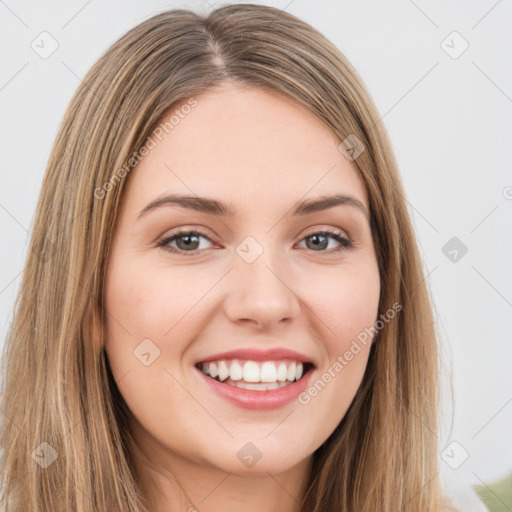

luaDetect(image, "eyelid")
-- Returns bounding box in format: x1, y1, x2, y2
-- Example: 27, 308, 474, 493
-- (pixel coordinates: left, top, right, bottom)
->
155, 226, 218, 247
304, 224, 351, 241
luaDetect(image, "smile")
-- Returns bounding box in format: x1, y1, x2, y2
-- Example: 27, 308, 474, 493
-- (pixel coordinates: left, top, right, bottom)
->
196, 359, 312, 389
195, 358, 315, 410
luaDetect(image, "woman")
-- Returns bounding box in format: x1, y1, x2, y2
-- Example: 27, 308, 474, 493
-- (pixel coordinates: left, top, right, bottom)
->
0, 3, 486, 511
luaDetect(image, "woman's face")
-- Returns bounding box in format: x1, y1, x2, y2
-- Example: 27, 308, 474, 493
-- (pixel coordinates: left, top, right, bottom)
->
103, 82, 380, 479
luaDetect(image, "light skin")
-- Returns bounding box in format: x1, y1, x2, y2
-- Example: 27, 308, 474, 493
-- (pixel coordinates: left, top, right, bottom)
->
101, 81, 380, 512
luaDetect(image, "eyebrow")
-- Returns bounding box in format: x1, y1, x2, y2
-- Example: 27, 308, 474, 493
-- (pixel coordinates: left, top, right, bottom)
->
137, 193, 369, 220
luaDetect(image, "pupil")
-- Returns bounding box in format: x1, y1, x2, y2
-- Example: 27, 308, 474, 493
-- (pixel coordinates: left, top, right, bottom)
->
308, 234, 327, 250
178, 234, 199, 250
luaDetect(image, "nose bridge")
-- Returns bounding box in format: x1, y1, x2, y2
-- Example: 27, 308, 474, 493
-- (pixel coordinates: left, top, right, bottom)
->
225, 234, 300, 326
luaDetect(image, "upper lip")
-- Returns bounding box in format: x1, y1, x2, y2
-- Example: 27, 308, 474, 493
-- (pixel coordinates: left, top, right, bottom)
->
196, 348, 315, 366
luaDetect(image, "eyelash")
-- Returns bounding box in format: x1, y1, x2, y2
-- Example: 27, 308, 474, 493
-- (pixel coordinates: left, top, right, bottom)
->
156, 227, 354, 256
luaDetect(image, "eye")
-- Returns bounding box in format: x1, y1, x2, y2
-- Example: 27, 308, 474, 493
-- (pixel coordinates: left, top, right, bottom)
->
156, 227, 353, 255
298, 228, 353, 253
156, 229, 216, 254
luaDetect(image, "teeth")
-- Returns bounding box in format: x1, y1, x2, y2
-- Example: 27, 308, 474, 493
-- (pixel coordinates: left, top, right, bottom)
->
218, 361, 230, 382
277, 363, 287, 381
243, 361, 260, 382
286, 362, 296, 381
199, 359, 309, 385
229, 361, 243, 381
295, 362, 303, 380
260, 361, 277, 382
234, 380, 289, 391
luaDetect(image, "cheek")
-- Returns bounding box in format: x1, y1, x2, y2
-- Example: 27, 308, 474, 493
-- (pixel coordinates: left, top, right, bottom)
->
104, 256, 207, 347
311, 261, 380, 349
102, 254, 222, 420
298, 260, 379, 422
102, 259, 211, 454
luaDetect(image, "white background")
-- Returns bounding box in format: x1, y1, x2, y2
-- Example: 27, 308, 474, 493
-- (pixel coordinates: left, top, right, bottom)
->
0, 0, 511, 498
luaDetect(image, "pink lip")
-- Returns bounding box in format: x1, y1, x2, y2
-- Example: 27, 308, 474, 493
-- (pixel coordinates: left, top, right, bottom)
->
196, 365, 315, 410
196, 348, 314, 365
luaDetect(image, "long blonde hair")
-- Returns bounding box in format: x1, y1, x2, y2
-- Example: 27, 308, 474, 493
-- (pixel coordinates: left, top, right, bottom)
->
0, 4, 447, 511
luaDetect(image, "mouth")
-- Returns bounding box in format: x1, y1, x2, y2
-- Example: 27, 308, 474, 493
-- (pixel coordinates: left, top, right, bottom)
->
194, 359, 315, 391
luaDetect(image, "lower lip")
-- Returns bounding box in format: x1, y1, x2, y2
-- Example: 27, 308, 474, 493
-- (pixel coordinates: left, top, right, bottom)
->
196, 366, 314, 410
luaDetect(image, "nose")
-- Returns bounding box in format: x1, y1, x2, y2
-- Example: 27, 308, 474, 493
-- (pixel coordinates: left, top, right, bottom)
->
223, 249, 301, 330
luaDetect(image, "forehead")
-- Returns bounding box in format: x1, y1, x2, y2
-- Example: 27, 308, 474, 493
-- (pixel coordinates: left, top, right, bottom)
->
121, 83, 368, 214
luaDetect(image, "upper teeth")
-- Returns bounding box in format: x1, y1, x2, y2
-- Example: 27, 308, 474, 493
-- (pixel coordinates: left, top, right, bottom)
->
199, 359, 304, 383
